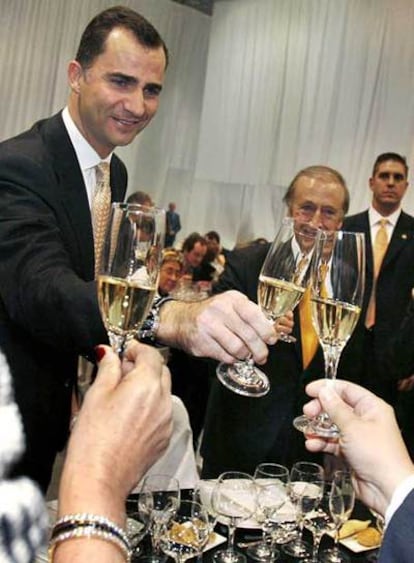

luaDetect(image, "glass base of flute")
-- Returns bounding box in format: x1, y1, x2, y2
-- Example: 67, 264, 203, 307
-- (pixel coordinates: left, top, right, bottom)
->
293, 411, 340, 439
216, 358, 270, 397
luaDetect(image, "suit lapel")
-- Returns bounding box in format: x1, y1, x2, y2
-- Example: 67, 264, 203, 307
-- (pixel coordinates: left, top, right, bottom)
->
382, 212, 414, 269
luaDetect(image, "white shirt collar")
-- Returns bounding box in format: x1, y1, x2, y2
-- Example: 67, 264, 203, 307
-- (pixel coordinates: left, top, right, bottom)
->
368, 205, 401, 229
62, 107, 112, 171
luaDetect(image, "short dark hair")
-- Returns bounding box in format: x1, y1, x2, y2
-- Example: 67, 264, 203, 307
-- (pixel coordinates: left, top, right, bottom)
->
126, 190, 153, 206
182, 232, 207, 253
283, 165, 350, 215
76, 5, 169, 69
205, 230, 220, 244
372, 152, 408, 177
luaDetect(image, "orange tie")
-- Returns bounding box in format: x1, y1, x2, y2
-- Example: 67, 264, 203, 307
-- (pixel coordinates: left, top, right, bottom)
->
300, 263, 328, 369
365, 219, 389, 328
92, 162, 111, 276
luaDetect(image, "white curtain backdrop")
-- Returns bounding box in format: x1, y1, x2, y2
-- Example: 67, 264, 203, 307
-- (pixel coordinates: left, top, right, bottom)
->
1, 0, 414, 248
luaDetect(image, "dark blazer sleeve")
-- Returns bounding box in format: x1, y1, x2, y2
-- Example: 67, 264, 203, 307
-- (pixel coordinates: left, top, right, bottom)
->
0, 116, 127, 355
380, 488, 414, 562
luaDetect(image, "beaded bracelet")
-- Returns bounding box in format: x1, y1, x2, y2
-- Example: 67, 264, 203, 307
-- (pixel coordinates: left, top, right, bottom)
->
48, 513, 132, 562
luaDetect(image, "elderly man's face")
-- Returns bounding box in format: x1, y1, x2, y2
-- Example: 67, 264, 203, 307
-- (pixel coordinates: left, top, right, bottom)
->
289, 175, 345, 253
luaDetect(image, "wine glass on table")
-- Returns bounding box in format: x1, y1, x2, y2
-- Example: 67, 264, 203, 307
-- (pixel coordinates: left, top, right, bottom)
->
294, 230, 365, 437
283, 461, 325, 559
246, 463, 290, 562
159, 499, 210, 563
216, 217, 318, 398
211, 471, 257, 563
303, 490, 335, 563
365, 509, 385, 562
97, 202, 165, 355
320, 469, 355, 563
138, 474, 181, 563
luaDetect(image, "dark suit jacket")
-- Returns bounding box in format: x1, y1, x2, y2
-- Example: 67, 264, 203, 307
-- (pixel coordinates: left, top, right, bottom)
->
380, 488, 414, 562
200, 243, 328, 478
342, 211, 414, 400
0, 112, 127, 489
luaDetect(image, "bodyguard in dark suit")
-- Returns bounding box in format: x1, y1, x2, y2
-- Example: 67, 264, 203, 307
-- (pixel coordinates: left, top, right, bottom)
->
201, 165, 351, 477
342, 153, 414, 404
0, 6, 168, 490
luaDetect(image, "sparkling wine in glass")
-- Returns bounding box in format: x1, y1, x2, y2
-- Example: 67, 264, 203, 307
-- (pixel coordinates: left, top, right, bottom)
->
159, 500, 210, 563
247, 463, 289, 562
320, 469, 355, 563
294, 230, 365, 437
216, 217, 318, 398
97, 202, 165, 355
212, 471, 257, 563
283, 462, 325, 559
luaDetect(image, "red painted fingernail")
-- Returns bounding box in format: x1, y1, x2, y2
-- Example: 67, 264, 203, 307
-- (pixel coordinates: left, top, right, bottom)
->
95, 346, 106, 362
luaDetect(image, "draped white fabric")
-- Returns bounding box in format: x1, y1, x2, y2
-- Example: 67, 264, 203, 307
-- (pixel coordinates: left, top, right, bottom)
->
1, 0, 414, 248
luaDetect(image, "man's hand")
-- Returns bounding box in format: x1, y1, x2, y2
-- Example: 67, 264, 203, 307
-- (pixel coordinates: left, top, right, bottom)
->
157, 290, 278, 364
303, 379, 414, 515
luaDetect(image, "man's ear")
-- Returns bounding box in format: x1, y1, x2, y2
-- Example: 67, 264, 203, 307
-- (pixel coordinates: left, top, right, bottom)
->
67, 60, 83, 94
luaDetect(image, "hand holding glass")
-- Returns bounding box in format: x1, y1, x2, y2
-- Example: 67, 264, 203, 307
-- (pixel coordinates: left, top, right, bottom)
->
294, 230, 365, 437
216, 217, 317, 398
97, 202, 165, 355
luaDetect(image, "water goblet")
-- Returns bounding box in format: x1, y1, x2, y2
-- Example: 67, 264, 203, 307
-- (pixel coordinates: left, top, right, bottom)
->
216, 217, 318, 398
211, 471, 257, 563
283, 461, 325, 559
303, 491, 335, 563
294, 230, 365, 437
138, 474, 180, 562
246, 463, 289, 562
97, 202, 166, 355
159, 499, 210, 563
319, 469, 355, 563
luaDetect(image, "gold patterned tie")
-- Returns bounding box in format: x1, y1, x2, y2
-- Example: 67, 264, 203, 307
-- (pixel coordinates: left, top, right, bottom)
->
92, 162, 111, 276
365, 219, 388, 328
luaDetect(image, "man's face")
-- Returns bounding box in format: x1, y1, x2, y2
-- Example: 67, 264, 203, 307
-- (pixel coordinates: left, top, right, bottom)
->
289, 175, 345, 252
185, 242, 207, 268
68, 27, 166, 157
369, 160, 408, 214
206, 238, 220, 260
159, 260, 182, 294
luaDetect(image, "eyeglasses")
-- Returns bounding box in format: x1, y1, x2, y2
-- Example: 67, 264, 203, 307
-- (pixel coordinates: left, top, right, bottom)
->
293, 203, 342, 222
377, 172, 406, 183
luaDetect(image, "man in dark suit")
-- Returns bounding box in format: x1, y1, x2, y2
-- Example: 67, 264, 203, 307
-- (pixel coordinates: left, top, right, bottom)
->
303, 378, 414, 563
200, 165, 351, 477
0, 6, 168, 490
165, 202, 182, 247
342, 152, 414, 405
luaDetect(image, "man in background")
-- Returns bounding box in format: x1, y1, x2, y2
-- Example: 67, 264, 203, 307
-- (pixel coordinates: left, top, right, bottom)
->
165, 202, 181, 247
201, 165, 351, 477
343, 152, 414, 405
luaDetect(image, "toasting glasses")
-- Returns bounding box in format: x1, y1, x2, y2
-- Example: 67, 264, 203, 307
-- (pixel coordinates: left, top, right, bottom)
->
97, 202, 165, 355
294, 230, 365, 437
216, 218, 318, 398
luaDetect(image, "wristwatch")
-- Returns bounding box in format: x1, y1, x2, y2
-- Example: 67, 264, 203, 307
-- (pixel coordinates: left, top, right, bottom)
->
139, 295, 174, 341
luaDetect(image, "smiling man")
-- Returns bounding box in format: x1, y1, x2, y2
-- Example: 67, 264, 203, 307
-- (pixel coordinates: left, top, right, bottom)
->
0, 6, 168, 491
343, 152, 414, 406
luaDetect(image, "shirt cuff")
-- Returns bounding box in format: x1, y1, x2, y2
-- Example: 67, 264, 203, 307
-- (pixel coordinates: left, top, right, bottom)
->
385, 473, 414, 527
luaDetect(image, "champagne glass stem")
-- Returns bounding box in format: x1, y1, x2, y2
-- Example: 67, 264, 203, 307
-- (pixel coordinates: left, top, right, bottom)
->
311, 533, 322, 562
108, 332, 126, 357
227, 519, 237, 553
323, 348, 341, 380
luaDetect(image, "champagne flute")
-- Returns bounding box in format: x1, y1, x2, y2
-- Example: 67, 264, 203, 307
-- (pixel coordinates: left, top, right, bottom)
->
283, 461, 325, 559
138, 474, 181, 563
216, 217, 318, 398
303, 491, 335, 563
159, 499, 210, 563
365, 508, 384, 561
320, 469, 355, 563
212, 471, 257, 563
294, 230, 365, 437
97, 202, 165, 355
193, 479, 218, 534
247, 463, 290, 562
